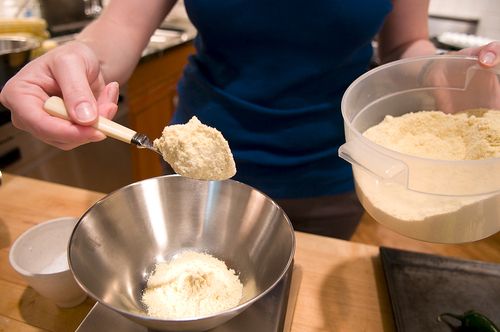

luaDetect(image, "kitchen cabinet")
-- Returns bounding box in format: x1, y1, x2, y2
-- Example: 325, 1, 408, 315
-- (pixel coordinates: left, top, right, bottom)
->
127, 42, 195, 181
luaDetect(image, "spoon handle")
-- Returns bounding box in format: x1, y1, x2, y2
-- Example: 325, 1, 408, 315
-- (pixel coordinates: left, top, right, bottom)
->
43, 96, 137, 144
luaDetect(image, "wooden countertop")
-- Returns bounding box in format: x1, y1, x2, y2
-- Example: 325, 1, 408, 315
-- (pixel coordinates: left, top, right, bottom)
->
1, 174, 499, 331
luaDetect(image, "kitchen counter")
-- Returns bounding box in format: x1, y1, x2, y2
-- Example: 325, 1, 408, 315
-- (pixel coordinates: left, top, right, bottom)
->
140, 20, 197, 63
45, 18, 197, 63
1, 174, 500, 331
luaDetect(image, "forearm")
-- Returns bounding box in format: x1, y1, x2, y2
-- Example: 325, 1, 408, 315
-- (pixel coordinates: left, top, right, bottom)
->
383, 38, 437, 62
377, 0, 435, 63
75, 0, 176, 84
75, 18, 146, 84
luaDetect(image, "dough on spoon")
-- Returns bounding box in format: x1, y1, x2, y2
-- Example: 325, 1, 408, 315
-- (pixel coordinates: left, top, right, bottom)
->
153, 116, 236, 180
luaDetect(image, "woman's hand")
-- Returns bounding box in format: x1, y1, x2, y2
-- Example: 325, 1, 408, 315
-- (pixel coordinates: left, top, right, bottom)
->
456, 41, 500, 68
0, 0, 175, 151
421, 41, 500, 114
0, 41, 119, 150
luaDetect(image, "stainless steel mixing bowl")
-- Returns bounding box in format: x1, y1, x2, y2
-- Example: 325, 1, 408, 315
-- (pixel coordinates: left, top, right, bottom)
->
69, 175, 295, 331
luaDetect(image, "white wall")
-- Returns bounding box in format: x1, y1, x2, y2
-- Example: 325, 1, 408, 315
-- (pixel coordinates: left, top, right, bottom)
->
429, 0, 500, 39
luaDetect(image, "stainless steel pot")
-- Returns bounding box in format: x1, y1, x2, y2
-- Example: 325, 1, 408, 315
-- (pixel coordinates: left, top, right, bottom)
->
0, 35, 39, 87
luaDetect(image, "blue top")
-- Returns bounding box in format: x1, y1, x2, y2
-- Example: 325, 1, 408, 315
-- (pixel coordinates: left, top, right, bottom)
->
174, 0, 393, 199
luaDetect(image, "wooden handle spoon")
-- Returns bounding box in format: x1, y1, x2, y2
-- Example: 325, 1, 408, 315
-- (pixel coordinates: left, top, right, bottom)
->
43, 96, 161, 155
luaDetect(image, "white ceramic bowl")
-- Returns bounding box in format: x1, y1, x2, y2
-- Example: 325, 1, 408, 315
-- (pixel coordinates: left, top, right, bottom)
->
9, 217, 87, 307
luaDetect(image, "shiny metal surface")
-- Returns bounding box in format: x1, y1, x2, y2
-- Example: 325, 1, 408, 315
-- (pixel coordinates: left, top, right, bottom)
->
76, 263, 294, 332
0, 36, 39, 86
69, 175, 295, 332
131, 132, 161, 156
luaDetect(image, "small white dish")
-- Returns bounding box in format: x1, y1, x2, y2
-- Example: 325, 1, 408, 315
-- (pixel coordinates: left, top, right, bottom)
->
9, 216, 87, 308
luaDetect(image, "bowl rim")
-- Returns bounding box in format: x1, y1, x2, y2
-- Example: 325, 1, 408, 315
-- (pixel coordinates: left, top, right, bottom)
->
340, 54, 500, 196
341, 54, 500, 166
9, 216, 78, 278
68, 174, 296, 324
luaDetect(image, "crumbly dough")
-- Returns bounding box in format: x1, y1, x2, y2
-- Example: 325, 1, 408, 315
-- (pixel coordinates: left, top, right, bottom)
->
142, 251, 243, 319
153, 117, 236, 180
363, 109, 500, 160
357, 109, 500, 242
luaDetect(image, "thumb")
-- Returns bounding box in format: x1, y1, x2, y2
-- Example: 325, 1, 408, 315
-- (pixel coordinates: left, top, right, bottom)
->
478, 42, 499, 67
50, 44, 103, 125
67, 97, 98, 125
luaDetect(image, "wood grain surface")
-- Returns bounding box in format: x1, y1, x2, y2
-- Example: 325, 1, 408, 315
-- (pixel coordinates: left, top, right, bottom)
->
1, 174, 499, 332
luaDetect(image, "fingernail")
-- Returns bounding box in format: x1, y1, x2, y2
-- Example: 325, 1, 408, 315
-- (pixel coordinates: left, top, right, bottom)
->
75, 102, 96, 122
108, 82, 119, 104
481, 51, 496, 65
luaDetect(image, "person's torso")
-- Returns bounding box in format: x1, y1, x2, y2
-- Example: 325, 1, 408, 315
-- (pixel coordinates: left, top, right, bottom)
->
175, 0, 393, 198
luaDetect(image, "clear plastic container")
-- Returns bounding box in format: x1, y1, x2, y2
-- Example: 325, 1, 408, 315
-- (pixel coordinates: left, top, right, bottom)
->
339, 55, 500, 243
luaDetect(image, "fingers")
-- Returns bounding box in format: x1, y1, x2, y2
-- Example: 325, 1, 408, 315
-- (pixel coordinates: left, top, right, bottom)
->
477, 41, 500, 67
9, 92, 105, 150
457, 41, 500, 68
41, 82, 121, 149
97, 81, 120, 119
0, 41, 112, 150
42, 81, 121, 149
38, 116, 106, 150
50, 41, 103, 126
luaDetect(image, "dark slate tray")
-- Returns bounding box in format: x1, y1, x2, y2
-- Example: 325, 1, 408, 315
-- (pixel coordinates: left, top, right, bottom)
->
380, 247, 500, 332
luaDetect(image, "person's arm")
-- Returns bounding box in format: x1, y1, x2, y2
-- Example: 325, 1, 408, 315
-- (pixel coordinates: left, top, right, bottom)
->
76, 0, 177, 84
377, 0, 500, 68
0, 0, 176, 150
377, 0, 436, 63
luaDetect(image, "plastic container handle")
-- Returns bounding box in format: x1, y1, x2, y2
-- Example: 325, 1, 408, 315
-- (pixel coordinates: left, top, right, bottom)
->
339, 139, 408, 185
43, 96, 137, 144
464, 63, 500, 90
